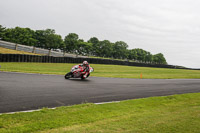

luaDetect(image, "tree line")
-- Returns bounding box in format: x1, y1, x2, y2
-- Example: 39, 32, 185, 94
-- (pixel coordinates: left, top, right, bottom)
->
0, 25, 167, 64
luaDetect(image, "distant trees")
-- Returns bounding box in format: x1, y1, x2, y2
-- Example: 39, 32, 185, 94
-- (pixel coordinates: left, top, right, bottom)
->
76, 41, 92, 56
96, 40, 113, 57
0, 26, 63, 50
113, 41, 128, 59
63, 33, 79, 53
0, 25, 167, 64
153, 53, 167, 64
35, 29, 63, 50
0, 25, 6, 39
1, 26, 37, 46
88, 37, 99, 55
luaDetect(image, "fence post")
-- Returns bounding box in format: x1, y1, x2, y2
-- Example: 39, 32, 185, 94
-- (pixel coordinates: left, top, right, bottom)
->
0, 54, 2, 62
27, 55, 30, 62
32, 47, 36, 53
48, 50, 51, 56
49, 56, 51, 63
15, 44, 18, 50
46, 56, 48, 63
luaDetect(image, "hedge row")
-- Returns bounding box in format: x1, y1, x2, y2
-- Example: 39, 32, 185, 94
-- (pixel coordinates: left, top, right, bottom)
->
0, 54, 181, 69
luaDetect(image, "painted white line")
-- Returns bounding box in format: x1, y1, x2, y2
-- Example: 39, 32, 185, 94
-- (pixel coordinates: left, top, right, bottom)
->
0, 71, 63, 76
94, 101, 120, 105
0, 101, 121, 115
0, 107, 57, 115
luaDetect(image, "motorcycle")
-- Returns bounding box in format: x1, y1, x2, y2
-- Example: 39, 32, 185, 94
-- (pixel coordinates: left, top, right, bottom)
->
64, 65, 94, 80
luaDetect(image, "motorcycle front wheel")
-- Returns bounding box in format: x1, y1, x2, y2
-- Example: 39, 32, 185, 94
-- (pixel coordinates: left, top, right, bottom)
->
65, 72, 73, 79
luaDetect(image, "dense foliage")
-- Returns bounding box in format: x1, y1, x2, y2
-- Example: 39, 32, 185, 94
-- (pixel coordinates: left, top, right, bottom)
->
0, 25, 167, 64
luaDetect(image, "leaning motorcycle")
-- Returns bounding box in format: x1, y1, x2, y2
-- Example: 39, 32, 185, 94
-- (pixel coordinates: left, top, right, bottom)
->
64, 65, 94, 80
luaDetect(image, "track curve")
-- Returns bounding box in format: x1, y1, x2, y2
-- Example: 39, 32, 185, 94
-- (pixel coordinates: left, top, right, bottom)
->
0, 72, 200, 113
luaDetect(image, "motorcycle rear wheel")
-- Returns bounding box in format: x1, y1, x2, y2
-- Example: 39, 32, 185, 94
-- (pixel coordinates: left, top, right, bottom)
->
81, 75, 85, 80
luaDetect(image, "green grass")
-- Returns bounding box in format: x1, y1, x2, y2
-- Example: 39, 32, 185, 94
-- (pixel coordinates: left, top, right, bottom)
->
0, 47, 42, 55
0, 63, 199, 132
0, 93, 200, 133
0, 62, 200, 79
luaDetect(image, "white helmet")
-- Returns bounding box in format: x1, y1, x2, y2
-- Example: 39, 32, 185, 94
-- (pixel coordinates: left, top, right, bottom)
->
83, 61, 88, 66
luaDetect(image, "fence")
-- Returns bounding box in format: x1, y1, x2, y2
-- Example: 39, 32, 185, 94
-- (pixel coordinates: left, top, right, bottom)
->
0, 40, 86, 58
0, 54, 185, 69
0, 40, 190, 69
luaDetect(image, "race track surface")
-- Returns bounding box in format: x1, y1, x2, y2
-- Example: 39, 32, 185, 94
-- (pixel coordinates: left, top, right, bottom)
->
0, 72, 200, 113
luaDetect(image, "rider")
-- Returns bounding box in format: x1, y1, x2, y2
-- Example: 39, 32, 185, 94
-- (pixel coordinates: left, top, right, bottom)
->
79, 61, 90, 78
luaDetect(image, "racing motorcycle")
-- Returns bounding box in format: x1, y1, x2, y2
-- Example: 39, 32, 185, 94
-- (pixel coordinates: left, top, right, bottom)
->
64, 65, 94, 80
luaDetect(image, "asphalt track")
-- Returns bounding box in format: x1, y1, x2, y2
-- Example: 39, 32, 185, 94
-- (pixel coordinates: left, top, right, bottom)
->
0, 72, 200, 113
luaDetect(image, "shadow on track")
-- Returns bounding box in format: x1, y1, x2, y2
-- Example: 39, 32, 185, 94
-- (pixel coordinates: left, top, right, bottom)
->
65, 78, 92, 82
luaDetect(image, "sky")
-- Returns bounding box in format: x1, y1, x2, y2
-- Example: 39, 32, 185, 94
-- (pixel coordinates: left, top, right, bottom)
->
0, 0, 200, 68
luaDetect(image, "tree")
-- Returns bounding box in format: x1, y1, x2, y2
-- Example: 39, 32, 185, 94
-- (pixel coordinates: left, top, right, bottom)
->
88, 37, 99, 56
35, 30, 47, 48
113, 41, 128, 59
127, 49, 138, 60
2, 27, 37, 46
64, 33, 79, 53
145, 52, 153, 63
77, 41, 92, 56
35, 29, 63, 50
133, 49, 145, 62
153, 53, 167, 64
0, 25, 6, 39
96, 40, 113, 57
0, 25, 168, 64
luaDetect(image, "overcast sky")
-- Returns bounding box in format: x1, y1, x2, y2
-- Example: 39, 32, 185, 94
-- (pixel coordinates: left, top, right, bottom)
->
1, 0, 200, 68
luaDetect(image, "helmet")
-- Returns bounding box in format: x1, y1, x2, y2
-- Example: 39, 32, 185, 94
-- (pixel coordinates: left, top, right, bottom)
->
83, 61, 88, 66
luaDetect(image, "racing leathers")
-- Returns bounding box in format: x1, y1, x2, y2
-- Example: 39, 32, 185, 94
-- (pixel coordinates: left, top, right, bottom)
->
75, 64, 90, 78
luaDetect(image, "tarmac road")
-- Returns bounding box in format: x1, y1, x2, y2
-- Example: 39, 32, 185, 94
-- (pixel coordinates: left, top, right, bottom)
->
0, 71, 200, 113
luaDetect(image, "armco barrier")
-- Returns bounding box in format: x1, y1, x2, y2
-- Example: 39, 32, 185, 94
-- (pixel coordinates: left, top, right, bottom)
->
0, 40, 86, 58
0, 54, 182, 69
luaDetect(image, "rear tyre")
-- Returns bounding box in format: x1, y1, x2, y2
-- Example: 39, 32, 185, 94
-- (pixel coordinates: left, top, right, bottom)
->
87, 73, 90, 78
81, 75, 85, 80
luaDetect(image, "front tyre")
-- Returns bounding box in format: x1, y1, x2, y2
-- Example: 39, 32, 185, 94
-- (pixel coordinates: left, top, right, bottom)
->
65, 72, 72, 79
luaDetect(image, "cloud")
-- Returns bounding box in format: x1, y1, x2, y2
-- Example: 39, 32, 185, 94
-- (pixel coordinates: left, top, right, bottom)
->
0, 0, 200, 68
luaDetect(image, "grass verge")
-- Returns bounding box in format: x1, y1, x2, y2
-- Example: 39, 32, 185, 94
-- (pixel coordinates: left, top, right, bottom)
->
0, 93, 200, 133
0, 47, 41, 55
0, 62, 200, 79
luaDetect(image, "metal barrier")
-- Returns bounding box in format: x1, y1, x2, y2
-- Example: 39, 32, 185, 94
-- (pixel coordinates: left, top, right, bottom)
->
0, 54, 181, 69
0, 40, 85, 58
0, 40, 189, 69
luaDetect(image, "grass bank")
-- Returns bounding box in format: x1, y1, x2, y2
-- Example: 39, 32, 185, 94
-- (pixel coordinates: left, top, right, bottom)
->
0, 62, 200, 79
0, 47, 41, 55
0, 93, 200, 132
